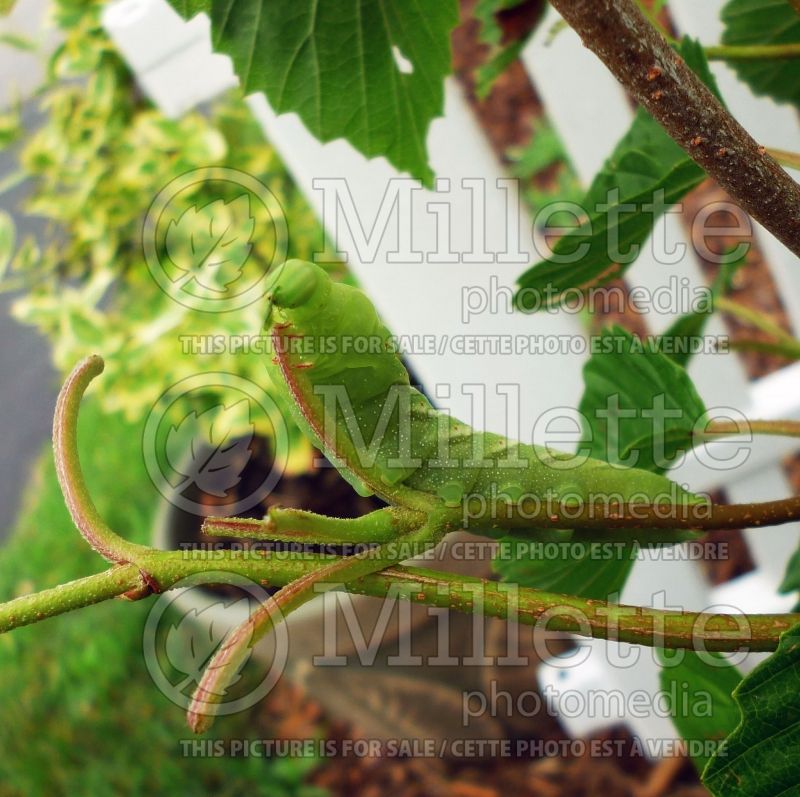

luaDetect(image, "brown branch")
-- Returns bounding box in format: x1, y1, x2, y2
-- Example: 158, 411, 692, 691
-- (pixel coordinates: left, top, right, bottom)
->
53, 355, 148, 564
547, 0, 800, 258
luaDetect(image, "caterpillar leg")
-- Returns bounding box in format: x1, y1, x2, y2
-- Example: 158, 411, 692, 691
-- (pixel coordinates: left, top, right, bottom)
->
202, 506, 426, 545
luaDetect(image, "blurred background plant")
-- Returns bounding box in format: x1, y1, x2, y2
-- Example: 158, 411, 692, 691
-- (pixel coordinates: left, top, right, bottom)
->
504, 118, 583, 215
0, 0, 342, 474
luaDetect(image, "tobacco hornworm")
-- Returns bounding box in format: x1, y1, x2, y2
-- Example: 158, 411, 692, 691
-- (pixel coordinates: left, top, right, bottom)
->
263, 260, 696, 523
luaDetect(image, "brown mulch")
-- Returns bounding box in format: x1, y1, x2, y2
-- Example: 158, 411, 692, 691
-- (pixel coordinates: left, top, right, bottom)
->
250, 680, 707, 797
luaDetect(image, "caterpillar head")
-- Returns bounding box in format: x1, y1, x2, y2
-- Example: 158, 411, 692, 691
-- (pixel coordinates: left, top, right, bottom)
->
264, 259, 331, 326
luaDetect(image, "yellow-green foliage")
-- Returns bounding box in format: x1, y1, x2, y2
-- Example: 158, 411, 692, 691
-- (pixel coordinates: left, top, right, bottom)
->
4, 0, 340, 471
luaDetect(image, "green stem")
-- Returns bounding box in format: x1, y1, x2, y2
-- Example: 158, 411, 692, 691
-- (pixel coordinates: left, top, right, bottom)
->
767, 147, 800, 171
701, 418, 800, 440
53, 355, 148, 563
715, 296, 799, 345
705, 43, 800, 61
0, 552, 792, 652
727, 338, 800, 361
475, 493, 800, 533
202, 506, 424, 545
0, 564, 144, 632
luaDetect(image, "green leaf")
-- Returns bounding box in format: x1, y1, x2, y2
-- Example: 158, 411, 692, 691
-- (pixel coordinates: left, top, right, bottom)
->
581, 327, 707, 474
721, 0, 800, 110
0, 0, 17, 15
0, 32, 36, 50
474, 0, 519, 49
0, 210, 14, 281
494, 531, 638, 601
658, 311, 714, 370
780, 545, 800, 595
515, 38, 719, 311
0, 100, 21, 151
476, 38, 525, 98
703, 622, 800, 796
164, 195, 254, 294
658, 650, 742, 775
169, 0, 458, 185
507, 119, 583, 214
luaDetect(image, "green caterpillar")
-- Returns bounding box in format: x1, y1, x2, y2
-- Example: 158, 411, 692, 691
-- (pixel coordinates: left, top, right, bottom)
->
263, 260, 695, 522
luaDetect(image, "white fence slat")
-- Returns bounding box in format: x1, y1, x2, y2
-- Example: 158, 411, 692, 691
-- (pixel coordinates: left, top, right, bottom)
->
727, 465, 800, 585
755, 223, 800, 337
103, 0, 237, 118
0, 0, 54, 109
103, 0, 591, 438
521, 7, 632, 186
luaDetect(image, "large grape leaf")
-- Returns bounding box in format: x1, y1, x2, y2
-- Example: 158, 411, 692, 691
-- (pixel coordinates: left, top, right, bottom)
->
168, 0, 459, 185
721, 0, 800, 110
493, 327, 706, 600
658, 650, 742, 775
515, 38, 720, 310
703, 622, 800, 796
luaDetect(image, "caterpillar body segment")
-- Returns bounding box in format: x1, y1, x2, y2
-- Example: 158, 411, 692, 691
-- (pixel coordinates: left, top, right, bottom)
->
264, 261, 697, 521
